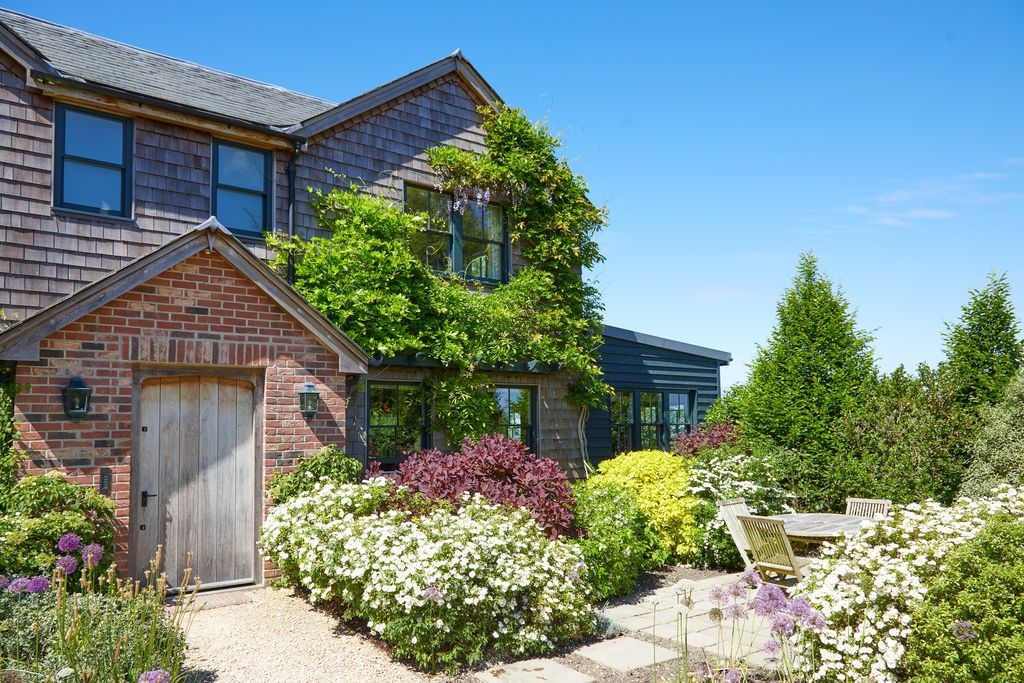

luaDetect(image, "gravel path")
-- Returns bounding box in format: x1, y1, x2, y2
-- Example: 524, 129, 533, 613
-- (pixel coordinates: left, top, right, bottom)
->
185, 588, 429, 683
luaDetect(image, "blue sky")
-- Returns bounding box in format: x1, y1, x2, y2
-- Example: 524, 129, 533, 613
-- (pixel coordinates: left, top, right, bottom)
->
13, 1, 1023, 388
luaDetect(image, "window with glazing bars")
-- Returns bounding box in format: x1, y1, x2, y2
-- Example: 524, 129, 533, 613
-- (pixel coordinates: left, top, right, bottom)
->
54, 104, 133, 217
367, 383, 429, 465
404, 185, 508, 283
492, 386, 535, 451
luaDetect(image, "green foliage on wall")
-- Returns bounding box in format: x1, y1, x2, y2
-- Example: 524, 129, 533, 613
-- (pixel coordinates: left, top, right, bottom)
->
270, 106, 609, 441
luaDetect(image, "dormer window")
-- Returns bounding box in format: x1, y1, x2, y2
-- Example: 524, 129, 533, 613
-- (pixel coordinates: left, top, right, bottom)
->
54, 105, 133, 218
405, 185, 508, 283
213, 140, 271, 236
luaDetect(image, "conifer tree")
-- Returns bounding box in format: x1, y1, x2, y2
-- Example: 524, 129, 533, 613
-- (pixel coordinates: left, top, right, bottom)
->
941, 272, 1024, 411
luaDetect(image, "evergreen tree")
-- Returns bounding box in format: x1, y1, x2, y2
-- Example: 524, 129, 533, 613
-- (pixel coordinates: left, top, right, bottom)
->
941, 272, 1024, 411
737, 253, 877, 510
739, 252, 876, 454
959, 373, 1024, 497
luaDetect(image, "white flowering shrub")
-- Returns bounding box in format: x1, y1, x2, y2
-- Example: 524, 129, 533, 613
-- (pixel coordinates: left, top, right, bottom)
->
791, 486, 1024, 683
684, 445, 792, 568
261, 479, 593, 672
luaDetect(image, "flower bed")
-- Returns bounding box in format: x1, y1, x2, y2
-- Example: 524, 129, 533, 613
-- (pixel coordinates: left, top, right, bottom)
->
792, 486, 1024, 682
261, 479, 593, 672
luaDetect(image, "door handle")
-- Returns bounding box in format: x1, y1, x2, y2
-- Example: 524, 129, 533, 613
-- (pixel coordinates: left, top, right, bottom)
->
141, 490, 158, 507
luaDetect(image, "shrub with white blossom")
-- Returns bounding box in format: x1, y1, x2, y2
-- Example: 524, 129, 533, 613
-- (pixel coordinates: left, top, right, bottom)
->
261, 479, 593, 672
684, 444, 792, 568
791, 486, 1024, 683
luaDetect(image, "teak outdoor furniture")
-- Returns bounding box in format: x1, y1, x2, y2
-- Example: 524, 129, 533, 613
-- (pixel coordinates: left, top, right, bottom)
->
770, 512, 868, 544
717, 498, 754, 568
738, 515, 809, 583
845, 497, 892, 519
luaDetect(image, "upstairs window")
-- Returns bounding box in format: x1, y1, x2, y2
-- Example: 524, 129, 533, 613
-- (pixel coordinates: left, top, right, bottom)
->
213, 140, 271, 236
405, 185, 508, 283
54, 105, 133, 217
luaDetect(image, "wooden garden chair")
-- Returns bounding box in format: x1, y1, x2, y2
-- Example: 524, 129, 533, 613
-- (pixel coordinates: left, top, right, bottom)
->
738, 514, 810, 583
845, 497, 891, 519
717, 498, 754, 569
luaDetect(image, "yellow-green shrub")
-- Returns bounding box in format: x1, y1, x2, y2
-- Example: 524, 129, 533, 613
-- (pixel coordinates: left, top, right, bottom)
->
589, 450, 697, 561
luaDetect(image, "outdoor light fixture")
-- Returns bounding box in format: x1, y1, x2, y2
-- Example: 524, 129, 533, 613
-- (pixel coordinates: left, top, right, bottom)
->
62, 376, 92, 421
298, 382, 320, 419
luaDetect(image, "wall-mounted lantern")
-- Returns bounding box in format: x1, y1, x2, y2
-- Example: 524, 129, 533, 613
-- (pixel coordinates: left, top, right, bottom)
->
62, 376, 92, 421
298, 382, 320, 419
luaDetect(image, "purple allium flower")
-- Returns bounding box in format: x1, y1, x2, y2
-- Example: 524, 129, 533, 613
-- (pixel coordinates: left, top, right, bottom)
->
739, 569, 762, 589
725, 669, 742, 683
695, 662, 713, 681
137, 670, 172, 683
7, 578, 29, 594
763, 639, 783, 656
753, 583, 788, 617
725, 602, 749, 621
57, 533, 81, 553
80, 543, 104, 568
709, 586, 728, 606
770, 613, 796, 637
804, 610, 826, 632
421, 586, 444, 603
26, 577, 49, 593
726, 580, 747, 599
56, 555, 78, 575
952, 620, 978, 642
0, 576, 9, 589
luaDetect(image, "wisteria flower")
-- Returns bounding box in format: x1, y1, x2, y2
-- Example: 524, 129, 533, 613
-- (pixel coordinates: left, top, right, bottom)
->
7, 577, 29, 594
81, 543, 104, 568
138, 670, 171, 683
26, 576, 49, 593
952, 620, 978, 642
56, 555, 78, 575
57, 533, 81, 553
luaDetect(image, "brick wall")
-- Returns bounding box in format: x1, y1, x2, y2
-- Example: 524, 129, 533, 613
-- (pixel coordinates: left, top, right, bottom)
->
13, 250, 350, 572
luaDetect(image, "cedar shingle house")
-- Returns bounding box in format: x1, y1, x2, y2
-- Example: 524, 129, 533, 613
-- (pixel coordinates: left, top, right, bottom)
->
0, 9, 728, 587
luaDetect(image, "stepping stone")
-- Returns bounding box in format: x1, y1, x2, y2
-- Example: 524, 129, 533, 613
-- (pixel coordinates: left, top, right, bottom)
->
576, 636, 678, 672
474, 659, 593, 683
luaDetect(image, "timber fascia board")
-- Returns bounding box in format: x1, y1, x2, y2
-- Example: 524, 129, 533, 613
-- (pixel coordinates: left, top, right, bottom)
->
291, 51, 502, 139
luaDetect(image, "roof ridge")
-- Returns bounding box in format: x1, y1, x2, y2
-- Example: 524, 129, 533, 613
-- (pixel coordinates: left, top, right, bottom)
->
0, 7, 336, 106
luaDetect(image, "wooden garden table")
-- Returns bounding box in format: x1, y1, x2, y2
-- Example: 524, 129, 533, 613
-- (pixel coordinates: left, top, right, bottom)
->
769, 513, 868, 544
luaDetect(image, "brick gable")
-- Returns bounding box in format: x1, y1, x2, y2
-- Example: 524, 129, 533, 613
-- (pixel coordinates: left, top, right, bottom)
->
14, 250, 351, 572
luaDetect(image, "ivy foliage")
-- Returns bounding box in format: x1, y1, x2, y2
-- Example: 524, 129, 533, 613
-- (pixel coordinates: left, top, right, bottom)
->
270, 106, 609, 440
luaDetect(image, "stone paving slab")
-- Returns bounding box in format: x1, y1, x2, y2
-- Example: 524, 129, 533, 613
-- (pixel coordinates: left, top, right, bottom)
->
575, 636, 678, 672
474, 659, 594, 683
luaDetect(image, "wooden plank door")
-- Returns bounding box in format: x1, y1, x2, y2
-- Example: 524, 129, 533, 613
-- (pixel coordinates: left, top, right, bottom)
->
134, 376, 256, 589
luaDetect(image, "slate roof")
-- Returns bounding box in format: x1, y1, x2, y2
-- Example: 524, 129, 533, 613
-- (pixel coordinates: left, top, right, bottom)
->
0, 8, 337, 129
